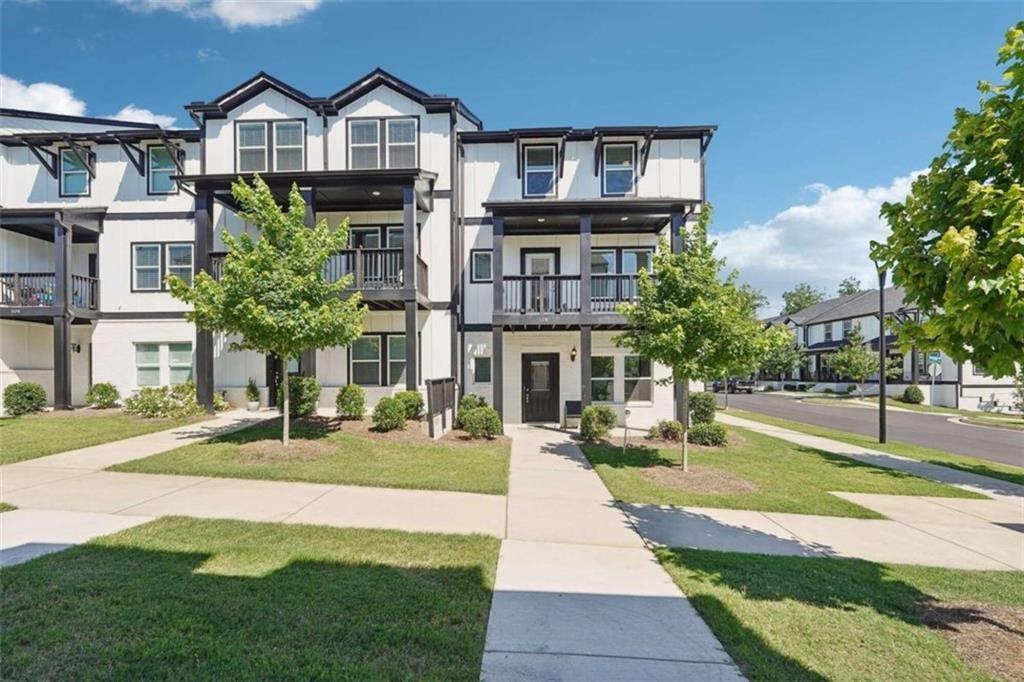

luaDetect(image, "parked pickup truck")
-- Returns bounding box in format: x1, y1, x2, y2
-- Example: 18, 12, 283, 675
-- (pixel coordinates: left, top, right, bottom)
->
711, 378, 756, 394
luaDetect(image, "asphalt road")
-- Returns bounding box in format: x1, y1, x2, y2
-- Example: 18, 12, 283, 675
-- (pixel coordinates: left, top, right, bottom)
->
718, 392, 1023, 468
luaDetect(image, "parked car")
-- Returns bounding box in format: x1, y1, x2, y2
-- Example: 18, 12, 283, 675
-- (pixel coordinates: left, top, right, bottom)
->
712, 378, 755, 394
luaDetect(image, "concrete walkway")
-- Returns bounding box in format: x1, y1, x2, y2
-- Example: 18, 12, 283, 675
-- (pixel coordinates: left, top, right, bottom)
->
481, 426, 742, 681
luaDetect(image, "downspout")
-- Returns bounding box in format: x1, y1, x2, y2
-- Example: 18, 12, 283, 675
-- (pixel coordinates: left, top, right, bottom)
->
456, 118, 467, 396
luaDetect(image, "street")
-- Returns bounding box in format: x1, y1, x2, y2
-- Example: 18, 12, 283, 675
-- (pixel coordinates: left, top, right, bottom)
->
718, 393, 1023, 468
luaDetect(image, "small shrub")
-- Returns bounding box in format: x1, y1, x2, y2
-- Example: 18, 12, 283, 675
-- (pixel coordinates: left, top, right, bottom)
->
688, 422, 728, 447
372, 396, 406, 432
648, 419, 685, 442
395, 390, 424, 420
214, 391, 231, 412
124, 381, 204, 419
4, 381, 47, 416
783, 383, 796, 391
336, 384, 366, 419
690, 392, 717, 424
277, 376, 320, 418
902, 385, 925, 404
845, 384, 858, 394
823, 387, 835, 395
798, 383, 808, 391
461, 406, 502, 439
457, 394, 486, 427
245, 378, 259, 403
85, 382, 119, 408
580, 405, 617, 440
763, 384, 775, 392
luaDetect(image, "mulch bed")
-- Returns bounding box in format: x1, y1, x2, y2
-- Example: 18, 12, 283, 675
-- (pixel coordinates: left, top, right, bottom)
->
919, 600, 1024, 681
640, 464, 758, 493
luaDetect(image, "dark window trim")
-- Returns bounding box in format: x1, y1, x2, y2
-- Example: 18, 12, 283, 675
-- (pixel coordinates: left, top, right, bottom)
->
233, 118, 307, 174
473, 355, 492, 384
345, 222, 409, 249
58, 145, 92, 198
146, 143, 179, 196
345, 115, 420, 171
521, 143, 558, 198
589, 245, 655, 275
470, 248, 493, 283
130, 240, 193, 293
601, 141, 638, 198
519, 247, 561, 275
347, 332, 409, 387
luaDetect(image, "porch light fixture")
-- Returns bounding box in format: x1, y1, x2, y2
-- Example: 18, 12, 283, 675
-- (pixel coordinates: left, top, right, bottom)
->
537, 217, 545, 223
570, 345, 577, 362
371, 190, 381, 196
620, 216, 629, 222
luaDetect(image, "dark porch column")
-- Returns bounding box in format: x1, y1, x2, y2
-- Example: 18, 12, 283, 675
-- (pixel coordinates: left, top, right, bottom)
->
579, 215, 592, 315
491, 216, 504, 419
194, 190, 215, 413
299, 187, 317, 377
405, 302, 418, 391
52, 219, 73, 409
580, 325, 592, 409
669, 211, 688, 422
492, 325, 503, 419
403, 184, 419, 391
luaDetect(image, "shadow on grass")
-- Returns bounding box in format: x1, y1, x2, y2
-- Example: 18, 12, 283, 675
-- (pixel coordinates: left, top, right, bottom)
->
1, 534, 493, 680
198, 416, 342, 446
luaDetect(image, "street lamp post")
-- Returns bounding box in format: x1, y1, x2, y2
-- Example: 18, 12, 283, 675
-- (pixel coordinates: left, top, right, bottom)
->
877, 267, 887, 444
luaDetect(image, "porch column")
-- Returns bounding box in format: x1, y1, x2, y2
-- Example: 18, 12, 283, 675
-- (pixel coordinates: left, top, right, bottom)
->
52, 219, 73, 409
579, 215, 592, 316
194, 190, 215, 413
299, 188, 317, 378
670, 211, 688, 423
403, 185, 418, 293
405, 301, 418, 391
580, 325, 592, 408
491, 216, 504, 418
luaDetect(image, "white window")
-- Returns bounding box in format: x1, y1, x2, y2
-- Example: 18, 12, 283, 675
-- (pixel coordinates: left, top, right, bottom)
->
273, 121, 304, 171
168, 343, 194, 385
523, 145, 556, 197
351, 336, 381, 385
133, 244, 162, 290
625, 356, 652, 402
148, 146, 176, 194
60, 149, 89, 196
824, 324, 833, 342
842, 319, 853, 338
471, 250, 493, 283
386, 118, 417, 168
388, 335, 407, 385
603, 144, 636, 196
592, 356, 614, 402
474, 356, 492, 384
349, 120, 380, 170
135, 342, 192, 387
237, 122, 267, 172
166, 244, 194, 286
135, 343, 161, 386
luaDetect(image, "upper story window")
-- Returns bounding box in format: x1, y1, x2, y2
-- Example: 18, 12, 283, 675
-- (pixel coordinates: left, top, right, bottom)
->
60, 149, 90, 196
132, 242, 193, 291
348, 118, 418, 170
236, 120, 306, 173
148, 146, 177, 194
603, 143, 636, 196
523, 145, 556, 198
841, 319, 853, 338
273, 121, 305, 171
237, 122, 268, 172
824, 324, 833, 342
622, 248, 653, 273
471, 249, 493, 283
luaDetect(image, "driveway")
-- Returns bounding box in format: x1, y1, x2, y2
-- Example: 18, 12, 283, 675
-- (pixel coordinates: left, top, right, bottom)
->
719, 393, 1023, 467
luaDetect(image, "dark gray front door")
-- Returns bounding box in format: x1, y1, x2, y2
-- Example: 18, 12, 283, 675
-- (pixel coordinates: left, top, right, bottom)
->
522, 353, 559, 422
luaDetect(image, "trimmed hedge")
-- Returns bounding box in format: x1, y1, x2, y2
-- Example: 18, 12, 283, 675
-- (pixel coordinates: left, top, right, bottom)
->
124, 382, 204, 419
395, 390, 424, 420
4, 381, 47, 416
85, 382, 120, 408
649, 419, 685, 442
690, 392, 717, 424
457, 394, 487, 428
688, 422, 728, 446
580, 405, 617, 441
372, 396, 406, 432
336, 384, 366, 419
461, 406, 502, 439
277, 376, 320, 418
902, 385, 925, 404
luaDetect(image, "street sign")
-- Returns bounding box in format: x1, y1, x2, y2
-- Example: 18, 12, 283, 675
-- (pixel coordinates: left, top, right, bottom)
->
928, 363, 942, 378
927, 351, 941, 366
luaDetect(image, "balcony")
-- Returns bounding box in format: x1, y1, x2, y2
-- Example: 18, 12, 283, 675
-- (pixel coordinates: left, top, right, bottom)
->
0, 272, 99, 315
498, 273, 641, 327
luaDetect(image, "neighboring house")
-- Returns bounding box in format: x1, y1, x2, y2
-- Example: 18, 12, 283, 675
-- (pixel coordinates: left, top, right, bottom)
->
761, 288, 1017, 411
0, 68, 714, 426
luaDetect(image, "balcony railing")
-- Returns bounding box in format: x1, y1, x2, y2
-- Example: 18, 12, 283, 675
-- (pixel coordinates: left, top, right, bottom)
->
0, 272, 99, 310
501, 273, 642, 315
210, 248, 428, 295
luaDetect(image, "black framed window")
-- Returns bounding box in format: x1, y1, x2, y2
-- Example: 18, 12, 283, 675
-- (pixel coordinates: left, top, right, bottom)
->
387, 119, 417, 168
348, 117, 417, 170
351, 336, 381, 385
470, 249, 493, 283
592, 356, 614, 402
132, 242, 192, 291
165, 244, 194, 285
60, 149, 90, 196
603, 143, 636, 196
148, 146, 177, 194
388, 335, 407, 385
824, 324, 833, 342
349, 120, 379, 169
523, 145, 556, 198
473, 356, 492, 383
625, 356, 652, 402
237, 122, 268, 172
273, 121, 305, 171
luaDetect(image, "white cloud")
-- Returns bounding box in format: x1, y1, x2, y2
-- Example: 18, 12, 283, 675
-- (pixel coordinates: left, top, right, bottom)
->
113, 0, 322, 29
713, 172, 922, 315
0, 74, 86, 115
196, 47, 222, 62
109, 105, 177, 129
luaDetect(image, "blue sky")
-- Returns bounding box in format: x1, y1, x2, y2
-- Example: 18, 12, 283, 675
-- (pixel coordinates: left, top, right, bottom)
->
2, 1, 1019, 311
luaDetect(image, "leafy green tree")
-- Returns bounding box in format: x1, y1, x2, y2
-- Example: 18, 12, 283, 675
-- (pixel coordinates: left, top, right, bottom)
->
780, 283, 826, 316
616, 206, 770, 470
760, 326, 806, 380
872, 22, 1024, 379
826, 325, 901, 397
837, 276, 862, 297
169, 177, 366, 445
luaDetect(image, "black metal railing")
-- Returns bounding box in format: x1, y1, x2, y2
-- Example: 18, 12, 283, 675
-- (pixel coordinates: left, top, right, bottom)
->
591, 273, 641, 312
503, 275, 581, 314
0, 272, 99, 310
71, 274, 99, 309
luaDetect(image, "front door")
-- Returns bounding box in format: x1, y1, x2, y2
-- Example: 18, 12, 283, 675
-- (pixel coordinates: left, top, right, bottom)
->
522, 353, 559, 422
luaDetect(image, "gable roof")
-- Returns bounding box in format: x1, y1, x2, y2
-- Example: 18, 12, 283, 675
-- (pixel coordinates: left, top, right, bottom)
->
776, 287, 911, 326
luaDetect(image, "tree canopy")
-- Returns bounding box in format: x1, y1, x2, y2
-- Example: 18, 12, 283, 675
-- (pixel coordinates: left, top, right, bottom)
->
837, 276, 863, 297
760, 326, 806, 379
872, 22, 1024, 379
780, 283, 826, 316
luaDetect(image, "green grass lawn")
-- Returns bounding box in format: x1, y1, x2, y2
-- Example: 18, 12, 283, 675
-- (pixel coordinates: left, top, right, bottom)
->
727, 408, 1024, 487
1, 517, 499, 680
0, 410, 208, 465
657, 548, 1023, 681
581, 426, 980, 518
111, 417, 510, 495
962, 415, 1024, 431
862, 396, 1023, 421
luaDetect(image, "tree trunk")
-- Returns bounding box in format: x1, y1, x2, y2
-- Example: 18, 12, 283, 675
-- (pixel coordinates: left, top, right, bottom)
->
282, 357, 290, 447
722, 373, 729, 410
682, 429, 689, 472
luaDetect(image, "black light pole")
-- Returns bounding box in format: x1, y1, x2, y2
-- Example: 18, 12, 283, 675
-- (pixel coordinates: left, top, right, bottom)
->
877, 267, 888, 444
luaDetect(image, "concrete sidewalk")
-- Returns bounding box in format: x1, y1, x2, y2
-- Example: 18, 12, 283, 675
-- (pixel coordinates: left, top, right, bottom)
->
481, 426, 742, 681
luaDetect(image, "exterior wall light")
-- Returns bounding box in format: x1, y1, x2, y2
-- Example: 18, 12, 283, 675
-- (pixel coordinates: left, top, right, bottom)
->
570, 345, 577, 362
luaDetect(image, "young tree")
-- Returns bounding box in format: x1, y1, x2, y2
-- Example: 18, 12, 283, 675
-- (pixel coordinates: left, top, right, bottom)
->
616, 206, 769, 470
826, 325, 900, 397
837, 276, 862, 296
780, 283, 827, 316
760, 326, 806, 380
872, 22, 1024, 379
168, 177, 366, 446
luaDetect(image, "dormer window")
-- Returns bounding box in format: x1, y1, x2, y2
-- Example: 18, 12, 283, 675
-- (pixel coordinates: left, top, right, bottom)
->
523, 145, 556, 198
603, 143, 636, 196
60, 149, 90, 196
148, 146, 177, 195
273, 121, 305, 171
236, 120, 306, 173
237, 122, 268, 172
387, 119, 416, 168
348, 117, 418, 170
